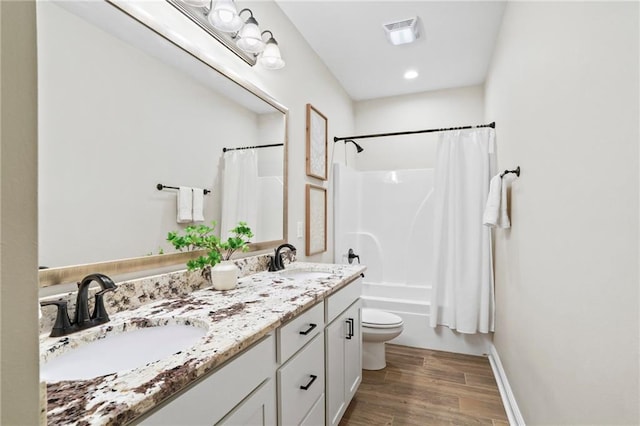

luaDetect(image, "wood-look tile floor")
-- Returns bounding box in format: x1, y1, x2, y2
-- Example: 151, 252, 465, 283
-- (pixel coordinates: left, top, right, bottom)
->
340, 344, 509, 426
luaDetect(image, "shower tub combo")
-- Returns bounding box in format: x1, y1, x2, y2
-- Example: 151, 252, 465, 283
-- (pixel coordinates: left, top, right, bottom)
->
334, 163, 491, 355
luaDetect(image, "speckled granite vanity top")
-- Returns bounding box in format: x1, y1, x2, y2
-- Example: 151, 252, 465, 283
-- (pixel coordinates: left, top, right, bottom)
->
40, 262, 366, 425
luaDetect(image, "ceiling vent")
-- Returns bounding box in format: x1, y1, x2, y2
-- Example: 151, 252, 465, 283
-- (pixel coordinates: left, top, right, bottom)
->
383, 17, 420, 46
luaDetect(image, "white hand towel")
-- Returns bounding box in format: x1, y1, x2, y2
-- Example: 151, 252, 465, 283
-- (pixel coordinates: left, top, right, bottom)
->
177, 186, 193, 223
483, 174, 502, 227
498, 175, 512, 229
192, 188, 205, 222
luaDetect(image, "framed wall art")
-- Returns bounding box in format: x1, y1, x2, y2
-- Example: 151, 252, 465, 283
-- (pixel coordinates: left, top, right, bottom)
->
305, 184, 327, 255
306, 104, 328, 180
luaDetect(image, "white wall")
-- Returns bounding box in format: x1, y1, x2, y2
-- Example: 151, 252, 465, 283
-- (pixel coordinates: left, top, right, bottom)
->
485, 2, 639, 424
352, 85, 484, 170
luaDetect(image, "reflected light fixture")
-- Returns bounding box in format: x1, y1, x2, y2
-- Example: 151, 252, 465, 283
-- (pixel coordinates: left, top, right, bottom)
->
383, 17, 420, 46
175, 0, 285, 69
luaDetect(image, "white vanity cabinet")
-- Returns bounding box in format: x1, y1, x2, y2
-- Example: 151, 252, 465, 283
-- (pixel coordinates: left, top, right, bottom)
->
325, 278, 363, 426
137, 334, 277, 426
133, 275, 363, 426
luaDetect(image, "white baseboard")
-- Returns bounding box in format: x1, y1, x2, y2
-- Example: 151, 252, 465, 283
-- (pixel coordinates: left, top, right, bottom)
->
488, 344, 525, 426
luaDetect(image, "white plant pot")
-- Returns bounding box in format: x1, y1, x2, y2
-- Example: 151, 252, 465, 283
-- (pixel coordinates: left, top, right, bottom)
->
211, 260, 239, 291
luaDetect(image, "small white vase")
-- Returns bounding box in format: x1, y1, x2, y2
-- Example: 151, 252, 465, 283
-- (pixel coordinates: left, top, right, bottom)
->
211, 260, 239, 291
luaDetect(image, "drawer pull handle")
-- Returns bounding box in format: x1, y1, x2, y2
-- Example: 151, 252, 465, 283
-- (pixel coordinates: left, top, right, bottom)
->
299, 323, 317, 336
346, 318, 353, 339
300, 374, 318, 390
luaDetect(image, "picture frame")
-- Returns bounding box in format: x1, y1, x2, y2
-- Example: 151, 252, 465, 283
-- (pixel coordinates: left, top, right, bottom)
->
306, 104, 328, 180
305, 184, 327, 255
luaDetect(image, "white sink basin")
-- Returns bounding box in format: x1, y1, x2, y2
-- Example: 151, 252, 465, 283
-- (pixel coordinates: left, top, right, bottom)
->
279, 269, 332, 280
41, 323, 207, 382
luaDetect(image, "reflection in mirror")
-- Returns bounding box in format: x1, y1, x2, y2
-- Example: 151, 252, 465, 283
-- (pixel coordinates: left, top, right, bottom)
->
37, 1, 287, 277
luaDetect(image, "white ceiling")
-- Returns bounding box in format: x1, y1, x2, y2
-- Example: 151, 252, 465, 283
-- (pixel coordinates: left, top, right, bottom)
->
276, 1, 507, 101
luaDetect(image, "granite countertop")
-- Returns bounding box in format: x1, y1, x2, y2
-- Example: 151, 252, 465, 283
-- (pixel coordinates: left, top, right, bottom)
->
41, 262, 366, 426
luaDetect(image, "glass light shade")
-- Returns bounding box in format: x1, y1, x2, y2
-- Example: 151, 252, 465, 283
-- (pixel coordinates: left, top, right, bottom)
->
179, 0, 211, 7
259, 39, 285, 70
207, 0, 243, 33
236, 17, 265, 54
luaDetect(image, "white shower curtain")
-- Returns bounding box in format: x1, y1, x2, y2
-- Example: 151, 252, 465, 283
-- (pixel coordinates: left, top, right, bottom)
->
220, 149, 259, 240
429, 129, 496, 334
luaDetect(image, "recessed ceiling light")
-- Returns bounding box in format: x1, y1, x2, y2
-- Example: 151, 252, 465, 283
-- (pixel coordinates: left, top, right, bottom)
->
404, 70, 419, 80
383, 17, 420, 46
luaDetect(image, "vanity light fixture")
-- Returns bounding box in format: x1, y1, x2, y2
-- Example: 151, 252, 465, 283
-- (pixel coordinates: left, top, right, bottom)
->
172, 0, 285, 69
180, 0, 211, 7
383, 17, 420, 46
235, 9, 266, 54
259, 30, 285, 70
207, 0, 243, 32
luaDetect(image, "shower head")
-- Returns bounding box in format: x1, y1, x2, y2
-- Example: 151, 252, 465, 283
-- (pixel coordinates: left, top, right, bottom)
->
345, 139, 364, 153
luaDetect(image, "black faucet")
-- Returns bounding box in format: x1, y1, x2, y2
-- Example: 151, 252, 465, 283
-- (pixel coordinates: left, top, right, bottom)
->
269, 243, 296, 271
40, 273, 117, 337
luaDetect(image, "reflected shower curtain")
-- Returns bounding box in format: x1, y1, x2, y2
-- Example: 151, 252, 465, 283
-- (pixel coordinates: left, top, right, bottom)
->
220, 149, 259, 240
429, 129, 496, 334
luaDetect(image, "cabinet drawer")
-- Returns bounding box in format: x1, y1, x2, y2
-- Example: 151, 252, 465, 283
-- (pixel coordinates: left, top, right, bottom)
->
277, 334, 325, 426
138, 334, 276, 425
277, 302, 324, 363
326, 277, 362, 323
300, 393, 324, 426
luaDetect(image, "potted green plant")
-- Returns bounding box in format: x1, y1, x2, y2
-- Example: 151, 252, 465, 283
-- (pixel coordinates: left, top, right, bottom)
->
167, 221, 253, 290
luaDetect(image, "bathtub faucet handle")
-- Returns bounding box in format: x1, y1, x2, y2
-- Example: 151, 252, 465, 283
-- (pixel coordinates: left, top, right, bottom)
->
347, 248, 360, 264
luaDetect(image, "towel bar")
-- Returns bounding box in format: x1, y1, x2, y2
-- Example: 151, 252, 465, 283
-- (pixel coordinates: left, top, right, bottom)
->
156, 184, 211, 194
500, 166, 520, 178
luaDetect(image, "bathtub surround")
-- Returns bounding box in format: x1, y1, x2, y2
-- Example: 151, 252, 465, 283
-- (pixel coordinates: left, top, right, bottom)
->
430, 128, 496, 333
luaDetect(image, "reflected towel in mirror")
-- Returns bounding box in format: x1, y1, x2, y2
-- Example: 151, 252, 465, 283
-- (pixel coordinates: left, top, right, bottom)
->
192, 188, 205, 222
177, 187, 193, 223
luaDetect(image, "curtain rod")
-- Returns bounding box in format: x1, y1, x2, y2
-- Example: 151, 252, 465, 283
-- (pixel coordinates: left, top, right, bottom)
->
333, 122, 495, 142
222, 143, 283, 152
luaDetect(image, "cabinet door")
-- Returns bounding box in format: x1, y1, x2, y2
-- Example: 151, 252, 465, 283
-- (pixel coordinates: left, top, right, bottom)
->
217, 378, 276, 426
343, 301, 362, 403
325, 312, 348, 426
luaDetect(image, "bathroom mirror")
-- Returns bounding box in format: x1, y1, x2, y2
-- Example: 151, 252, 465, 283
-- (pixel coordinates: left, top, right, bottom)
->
37, 0, 288, 286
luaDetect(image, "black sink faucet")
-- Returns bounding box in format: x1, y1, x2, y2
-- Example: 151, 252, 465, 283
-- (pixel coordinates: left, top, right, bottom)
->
40, 273, 117, 337
269, 243, 296, 271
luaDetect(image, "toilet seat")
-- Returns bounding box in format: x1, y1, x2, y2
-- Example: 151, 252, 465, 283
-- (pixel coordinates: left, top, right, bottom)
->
362, 308, 403, 329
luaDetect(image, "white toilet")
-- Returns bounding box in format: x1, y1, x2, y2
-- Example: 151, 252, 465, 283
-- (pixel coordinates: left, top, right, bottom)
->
361, 308, 404, 370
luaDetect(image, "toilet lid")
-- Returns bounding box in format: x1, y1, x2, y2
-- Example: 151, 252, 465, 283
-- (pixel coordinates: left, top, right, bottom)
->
362, 308, 403, 328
